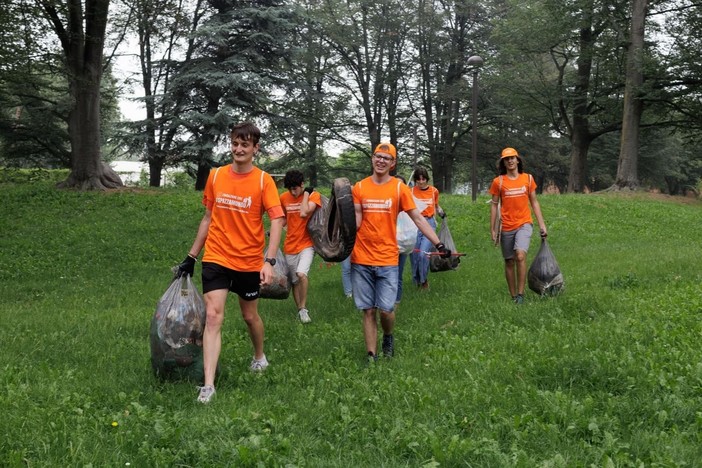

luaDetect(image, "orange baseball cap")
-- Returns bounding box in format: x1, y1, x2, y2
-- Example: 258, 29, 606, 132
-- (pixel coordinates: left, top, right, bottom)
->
374, 142, 397, 159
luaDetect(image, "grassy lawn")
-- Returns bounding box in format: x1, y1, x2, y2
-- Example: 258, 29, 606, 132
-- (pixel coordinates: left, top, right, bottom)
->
1, 181, 701, 466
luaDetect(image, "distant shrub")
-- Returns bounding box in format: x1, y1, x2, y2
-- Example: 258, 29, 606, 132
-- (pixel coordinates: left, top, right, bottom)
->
170, 171, 194, 191
0, 168, 70, 184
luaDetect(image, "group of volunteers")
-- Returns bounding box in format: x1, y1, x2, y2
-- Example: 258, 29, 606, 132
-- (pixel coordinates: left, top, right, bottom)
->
175, 122, 547, 404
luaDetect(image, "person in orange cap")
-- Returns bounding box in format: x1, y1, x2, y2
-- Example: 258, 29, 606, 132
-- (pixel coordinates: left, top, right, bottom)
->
489, 147, 547, 304
351, 142, 451, 363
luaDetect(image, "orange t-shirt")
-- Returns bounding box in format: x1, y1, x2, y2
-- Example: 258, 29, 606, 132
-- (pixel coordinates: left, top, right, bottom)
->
202, 165, 284, 272
411, 185, 440, 217
489, 173, 537, 231
280, 190, 322, 254
351, 177, 416, 266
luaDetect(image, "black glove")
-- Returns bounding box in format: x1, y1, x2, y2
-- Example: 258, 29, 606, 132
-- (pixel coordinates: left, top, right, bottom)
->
176, 254, 196, 277
438, 208, 446, 219
435, 242, 451, 259
304, 186, 314, 194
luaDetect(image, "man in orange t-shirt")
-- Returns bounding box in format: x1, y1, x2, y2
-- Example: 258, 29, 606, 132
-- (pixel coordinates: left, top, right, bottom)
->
280, 169, 322, 324
351, 142, 451, 363
489, 147, 547, 305
176, 122, 285, 403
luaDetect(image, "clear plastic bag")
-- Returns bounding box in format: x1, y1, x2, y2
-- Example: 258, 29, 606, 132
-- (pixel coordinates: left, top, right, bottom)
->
396, 212, 417, 254
259, 249, 292, 300
396, 197, 428, 254
150, 274, 207, 381
156, 275, 205, 347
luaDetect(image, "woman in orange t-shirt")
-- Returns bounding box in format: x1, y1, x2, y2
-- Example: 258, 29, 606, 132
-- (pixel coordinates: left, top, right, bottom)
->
409, 167, 445, 290
489, 147, 547, 304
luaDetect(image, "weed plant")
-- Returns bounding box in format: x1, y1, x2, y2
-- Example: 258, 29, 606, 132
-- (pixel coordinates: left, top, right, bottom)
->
1, 180, 701, 466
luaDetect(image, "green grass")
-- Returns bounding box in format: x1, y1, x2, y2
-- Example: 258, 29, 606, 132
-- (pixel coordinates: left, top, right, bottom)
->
1, 181, 701, 466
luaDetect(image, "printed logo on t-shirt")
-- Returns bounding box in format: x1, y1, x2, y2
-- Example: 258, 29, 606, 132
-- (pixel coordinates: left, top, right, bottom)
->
285, 201, 302, 213
362, 197, 393, 212
504, 186, 527, 198
215, 192, 253, 212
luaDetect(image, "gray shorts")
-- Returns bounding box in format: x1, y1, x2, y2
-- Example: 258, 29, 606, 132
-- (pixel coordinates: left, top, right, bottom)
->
500, 223, 533, 259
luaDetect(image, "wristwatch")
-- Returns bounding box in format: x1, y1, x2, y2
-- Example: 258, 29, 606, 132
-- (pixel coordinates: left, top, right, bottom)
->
264, 257, 277, 266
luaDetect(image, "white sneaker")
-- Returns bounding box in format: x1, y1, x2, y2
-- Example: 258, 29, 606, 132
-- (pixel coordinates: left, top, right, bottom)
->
250, 355, 269, 372
197, 385, 215, 404
298, 308, 312, 323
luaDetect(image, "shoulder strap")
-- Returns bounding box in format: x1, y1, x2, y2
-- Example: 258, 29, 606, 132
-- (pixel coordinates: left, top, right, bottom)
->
212, 167, 221, 184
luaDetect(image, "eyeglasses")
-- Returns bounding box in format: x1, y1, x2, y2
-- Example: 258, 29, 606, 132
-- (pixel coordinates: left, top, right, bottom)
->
373, 154, 394, 162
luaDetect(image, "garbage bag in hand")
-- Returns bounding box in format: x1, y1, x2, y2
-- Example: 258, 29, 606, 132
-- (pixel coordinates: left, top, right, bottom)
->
150, 274, 207, 382
307, 178, 356, 262
396, 212, 417, 255
429, 217, 461, 272
528, 238, 564, 296
396, 197, 427, 254
259, 249, 293, 300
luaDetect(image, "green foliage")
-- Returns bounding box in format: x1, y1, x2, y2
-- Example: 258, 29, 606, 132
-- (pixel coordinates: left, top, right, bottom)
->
169, 171, 195, 191
3, 169, 701, 465
0, 167, 70, 184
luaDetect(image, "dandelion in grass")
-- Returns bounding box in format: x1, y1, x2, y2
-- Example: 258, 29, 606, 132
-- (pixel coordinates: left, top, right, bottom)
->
111, 421, 118, 427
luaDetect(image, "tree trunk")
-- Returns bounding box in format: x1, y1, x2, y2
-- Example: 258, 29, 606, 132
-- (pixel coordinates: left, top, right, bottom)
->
43, 0, 123, 190
566, 13, 595, 193
613, 0, 647, 191
149, 159, 164, 187
195, 159, 211, 191
567, 130, 592, 193
58, 59, 123, 190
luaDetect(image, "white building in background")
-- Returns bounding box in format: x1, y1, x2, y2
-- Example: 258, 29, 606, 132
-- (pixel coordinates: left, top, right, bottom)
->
109, 160, 185, 187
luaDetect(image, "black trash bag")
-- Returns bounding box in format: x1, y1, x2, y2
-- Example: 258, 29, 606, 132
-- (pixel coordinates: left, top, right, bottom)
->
259, 249, 293, 300
429, 217, 461, 272
150, 274, 207, 382
528, 238, 565, 296
307, 177, 356, 262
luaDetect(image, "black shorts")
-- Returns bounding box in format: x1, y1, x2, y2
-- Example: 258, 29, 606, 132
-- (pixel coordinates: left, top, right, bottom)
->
202, 262, 260, 301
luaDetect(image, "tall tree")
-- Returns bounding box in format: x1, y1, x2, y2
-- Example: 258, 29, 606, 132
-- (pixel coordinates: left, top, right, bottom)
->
319, 0, 406, 154
169, 0, 294, 189
491, 0, 630, 192
38, 0, 123, 189
124, 0, 207, 186
0, 1, 69, 166
264, 0, 343, 186
405, 0, 487, 192
613, 0, 648, 190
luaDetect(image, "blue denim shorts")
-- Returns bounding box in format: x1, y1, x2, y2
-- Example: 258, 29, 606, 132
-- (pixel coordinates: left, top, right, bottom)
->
351, 264, 398, 313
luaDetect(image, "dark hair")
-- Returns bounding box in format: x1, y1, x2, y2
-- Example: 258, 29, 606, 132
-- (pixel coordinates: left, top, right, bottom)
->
497, 157, 524, 175
283, 169, 304, 189
413, 167, 430, 182
230, 122, 261, 145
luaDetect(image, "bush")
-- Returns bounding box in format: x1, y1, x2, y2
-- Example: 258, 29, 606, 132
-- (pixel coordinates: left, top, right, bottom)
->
0, 167, 70, 184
